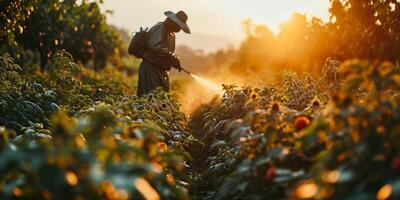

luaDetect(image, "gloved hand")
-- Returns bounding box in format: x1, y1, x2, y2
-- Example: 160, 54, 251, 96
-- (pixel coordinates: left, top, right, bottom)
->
171, 54, 182, 72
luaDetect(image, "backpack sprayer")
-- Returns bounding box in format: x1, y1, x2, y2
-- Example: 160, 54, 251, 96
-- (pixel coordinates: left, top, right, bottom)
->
128, 27, 192, 76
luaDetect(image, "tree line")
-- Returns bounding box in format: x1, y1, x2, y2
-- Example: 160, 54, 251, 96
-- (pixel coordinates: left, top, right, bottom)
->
229, 0, 400, 75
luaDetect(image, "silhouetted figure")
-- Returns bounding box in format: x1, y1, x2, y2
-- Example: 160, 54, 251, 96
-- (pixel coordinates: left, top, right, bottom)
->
138, 11, 190, 97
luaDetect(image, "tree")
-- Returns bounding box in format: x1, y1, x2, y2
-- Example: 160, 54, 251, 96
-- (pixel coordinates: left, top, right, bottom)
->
329, 0, 400, 61
231, 19, 275, 76
230, 14, 330, 75
0, 0, 122, 70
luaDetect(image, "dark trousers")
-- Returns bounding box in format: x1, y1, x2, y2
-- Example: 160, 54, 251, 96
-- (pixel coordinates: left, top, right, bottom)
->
137, 60, 169, 97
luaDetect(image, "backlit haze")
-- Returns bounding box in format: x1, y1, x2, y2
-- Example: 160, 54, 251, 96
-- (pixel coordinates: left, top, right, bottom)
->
102, 0, 330, 52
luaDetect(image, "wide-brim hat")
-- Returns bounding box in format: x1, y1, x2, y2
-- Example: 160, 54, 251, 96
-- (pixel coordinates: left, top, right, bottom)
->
164, 11, 191, 34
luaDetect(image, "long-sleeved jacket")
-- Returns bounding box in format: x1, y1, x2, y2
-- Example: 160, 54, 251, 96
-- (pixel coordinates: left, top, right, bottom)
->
137, 22, 175, 96
143, 22, 175, 71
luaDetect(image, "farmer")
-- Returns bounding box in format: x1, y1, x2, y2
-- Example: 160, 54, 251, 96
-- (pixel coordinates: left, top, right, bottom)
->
137, 11, 191, 97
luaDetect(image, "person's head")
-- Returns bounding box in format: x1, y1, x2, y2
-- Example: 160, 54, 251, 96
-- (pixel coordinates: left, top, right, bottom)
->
164, 11, 191, 34
165, 17, 181, 33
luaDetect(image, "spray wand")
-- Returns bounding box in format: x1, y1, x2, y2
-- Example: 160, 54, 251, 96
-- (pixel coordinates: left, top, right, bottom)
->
180, 67, 191, 75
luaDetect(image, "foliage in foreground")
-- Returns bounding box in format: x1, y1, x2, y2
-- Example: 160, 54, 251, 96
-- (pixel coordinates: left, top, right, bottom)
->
0, 52, 197, 199
1, 51, 400, 200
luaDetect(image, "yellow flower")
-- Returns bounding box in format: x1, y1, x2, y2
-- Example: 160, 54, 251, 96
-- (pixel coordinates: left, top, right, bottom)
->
158, 142, 168, 151
377, 62, 394, 77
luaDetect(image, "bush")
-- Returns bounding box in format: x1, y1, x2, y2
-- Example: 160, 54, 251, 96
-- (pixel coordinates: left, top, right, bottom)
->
190, 59, 400, 200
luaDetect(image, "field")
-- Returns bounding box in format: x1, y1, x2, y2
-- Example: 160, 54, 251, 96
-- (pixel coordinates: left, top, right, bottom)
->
1, 1, 400, 200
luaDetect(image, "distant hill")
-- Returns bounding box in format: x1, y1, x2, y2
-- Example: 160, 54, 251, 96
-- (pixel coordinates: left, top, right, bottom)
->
177, 32, 241, 53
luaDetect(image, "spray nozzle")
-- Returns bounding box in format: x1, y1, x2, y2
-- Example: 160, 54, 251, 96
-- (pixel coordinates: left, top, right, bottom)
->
180, 67, 191, 75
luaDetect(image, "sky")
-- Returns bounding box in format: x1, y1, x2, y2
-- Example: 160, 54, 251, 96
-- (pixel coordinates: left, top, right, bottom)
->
101, 0, 330, 50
